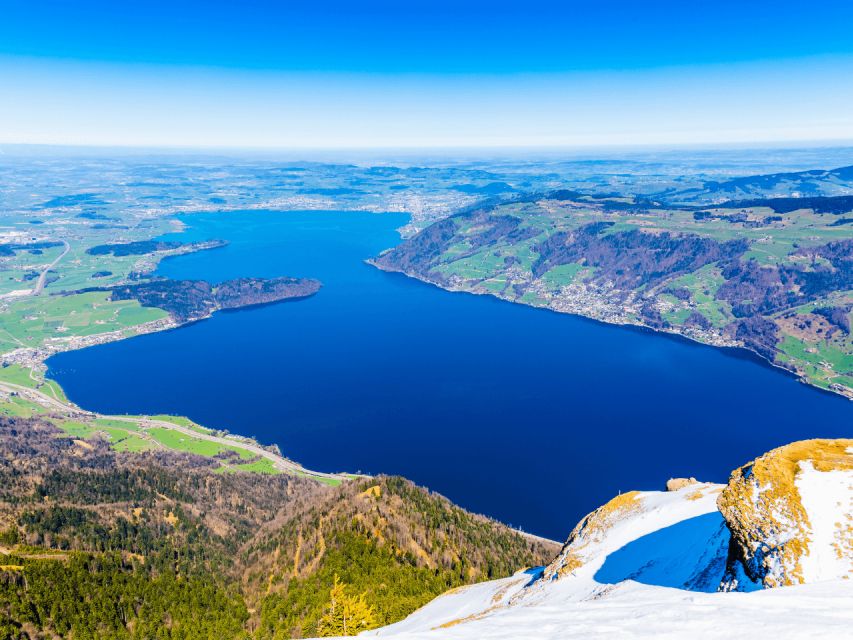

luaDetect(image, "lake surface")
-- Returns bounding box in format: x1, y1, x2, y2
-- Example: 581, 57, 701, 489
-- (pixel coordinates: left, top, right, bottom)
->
48, 210, 853, 540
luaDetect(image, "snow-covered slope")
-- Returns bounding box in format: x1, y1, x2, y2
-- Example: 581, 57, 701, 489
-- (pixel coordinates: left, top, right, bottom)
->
797, 460, 853, 582
536, 482, 728, 594
353, 439, 853, 640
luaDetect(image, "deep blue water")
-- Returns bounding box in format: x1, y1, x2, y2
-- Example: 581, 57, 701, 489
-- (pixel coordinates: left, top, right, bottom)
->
48, 210, 853, 540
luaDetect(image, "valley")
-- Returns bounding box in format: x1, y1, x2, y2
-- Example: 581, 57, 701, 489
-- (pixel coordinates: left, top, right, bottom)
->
46, 208, 853, 542
3, 1, 853, 636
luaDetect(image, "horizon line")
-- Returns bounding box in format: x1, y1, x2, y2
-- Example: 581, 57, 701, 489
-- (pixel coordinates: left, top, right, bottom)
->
3, 138, 853, 157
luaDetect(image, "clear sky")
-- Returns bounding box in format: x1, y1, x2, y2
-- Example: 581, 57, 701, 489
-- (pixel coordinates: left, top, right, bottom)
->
2, 0, 853, 149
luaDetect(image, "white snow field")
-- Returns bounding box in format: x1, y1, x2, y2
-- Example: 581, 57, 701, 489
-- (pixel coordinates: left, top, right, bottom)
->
355, 482, 853, 640
796, 459, 853, 583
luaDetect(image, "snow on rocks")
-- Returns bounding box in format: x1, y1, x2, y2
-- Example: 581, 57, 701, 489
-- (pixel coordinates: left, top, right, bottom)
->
350, 439, 853, 640
718, 439, 853, 589
536, 483, 727, 595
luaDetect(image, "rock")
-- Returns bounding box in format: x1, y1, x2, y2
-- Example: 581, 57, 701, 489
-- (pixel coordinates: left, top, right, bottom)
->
666, 477, 698, 491
543, 491, 643, 580
717, 438, 853, 591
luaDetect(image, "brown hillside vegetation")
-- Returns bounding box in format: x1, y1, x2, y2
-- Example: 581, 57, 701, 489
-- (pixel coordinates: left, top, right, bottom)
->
245, 475, 556, 637
0, 417, 558, 639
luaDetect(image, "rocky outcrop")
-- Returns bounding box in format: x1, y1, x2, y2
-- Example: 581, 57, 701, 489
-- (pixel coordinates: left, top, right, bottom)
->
666, 477, 698, 491
367, 439, 853, 638
542, 490, 644, 581
717, 439, 853, 590
538, 439, 853, 596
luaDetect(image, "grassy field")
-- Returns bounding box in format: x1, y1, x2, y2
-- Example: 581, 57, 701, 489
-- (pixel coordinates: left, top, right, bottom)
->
0, 363, 38, 387
0, 364, 71, 404
45, 413, 284, 469
41, 379, 68, 402
146, 426, 256, 459
92, 417, 143, 432
101, 428, 157, 453
0, 244, 67, 296
540, 264, 588, 288
147, 413, 216, 434
217, 457, 280, 474
0, 291, 168, 354
0, 395, 48, 418
51, 419, 97, 439
0, 368, 295, 476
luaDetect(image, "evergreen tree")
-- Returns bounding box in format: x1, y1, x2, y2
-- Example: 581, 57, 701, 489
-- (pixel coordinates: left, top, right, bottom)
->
317, 574, 376, 637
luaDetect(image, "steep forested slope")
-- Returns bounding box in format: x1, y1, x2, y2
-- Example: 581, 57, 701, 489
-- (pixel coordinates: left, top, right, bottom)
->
0, 417, 557, 639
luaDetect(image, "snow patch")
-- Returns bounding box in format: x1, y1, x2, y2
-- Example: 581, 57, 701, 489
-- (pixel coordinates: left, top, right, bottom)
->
796, 460, 853, 583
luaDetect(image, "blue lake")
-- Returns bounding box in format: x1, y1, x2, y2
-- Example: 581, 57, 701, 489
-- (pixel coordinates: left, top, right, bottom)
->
48, 210, 853, 540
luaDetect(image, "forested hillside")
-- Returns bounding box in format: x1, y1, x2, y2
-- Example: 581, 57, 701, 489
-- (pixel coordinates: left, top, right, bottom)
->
0, 417, 557, 639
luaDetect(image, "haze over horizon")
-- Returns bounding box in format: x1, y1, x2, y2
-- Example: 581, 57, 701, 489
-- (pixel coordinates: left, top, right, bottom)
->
3, 1, 853, 149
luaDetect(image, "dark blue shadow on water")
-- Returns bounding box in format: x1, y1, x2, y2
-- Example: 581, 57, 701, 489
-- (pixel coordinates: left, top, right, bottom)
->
594, 512, 729, 592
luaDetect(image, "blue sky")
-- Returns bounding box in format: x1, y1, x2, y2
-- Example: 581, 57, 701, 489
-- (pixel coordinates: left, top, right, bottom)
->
2, 0, 853, 148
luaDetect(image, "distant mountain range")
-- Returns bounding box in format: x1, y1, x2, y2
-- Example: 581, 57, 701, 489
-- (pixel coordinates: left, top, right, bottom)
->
665, 164, 853, 205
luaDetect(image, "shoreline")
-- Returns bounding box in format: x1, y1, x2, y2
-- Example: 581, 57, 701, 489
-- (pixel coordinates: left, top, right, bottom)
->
368, 259, 853, 403
0, 370, 560, 544
5, 285, 323, 377
0, 284, 340, 483
0, 215, 334, 488
0, 373, 350, 485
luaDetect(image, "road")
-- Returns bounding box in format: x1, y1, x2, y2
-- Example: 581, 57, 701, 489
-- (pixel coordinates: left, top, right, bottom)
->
0, 378, 348, 483
32, 240, 70, 296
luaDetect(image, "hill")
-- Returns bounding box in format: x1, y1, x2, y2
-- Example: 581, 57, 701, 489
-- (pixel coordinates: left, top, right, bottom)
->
373, 188, 853, 397
0, 416, 557, 639
665, 164, 853, 204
